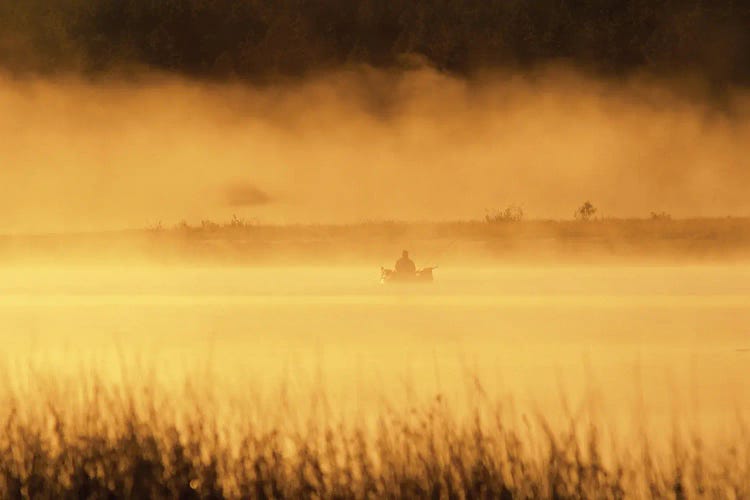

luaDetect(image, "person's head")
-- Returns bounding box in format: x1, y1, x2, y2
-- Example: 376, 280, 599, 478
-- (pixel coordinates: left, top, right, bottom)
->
402, 250, 409, 258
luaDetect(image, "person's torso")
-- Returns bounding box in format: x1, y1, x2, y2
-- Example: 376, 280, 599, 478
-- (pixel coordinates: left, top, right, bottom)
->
396, 257, 416, 272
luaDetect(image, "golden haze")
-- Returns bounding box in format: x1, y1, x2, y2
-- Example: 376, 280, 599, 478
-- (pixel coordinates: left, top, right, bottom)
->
1, 67, 749, 233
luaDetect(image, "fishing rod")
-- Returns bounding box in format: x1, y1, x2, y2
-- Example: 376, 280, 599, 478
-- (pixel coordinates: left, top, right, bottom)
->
419, 237, 460, 270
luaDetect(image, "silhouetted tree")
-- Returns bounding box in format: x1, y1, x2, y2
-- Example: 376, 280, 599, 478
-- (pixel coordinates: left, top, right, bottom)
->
575, 201, 598, 221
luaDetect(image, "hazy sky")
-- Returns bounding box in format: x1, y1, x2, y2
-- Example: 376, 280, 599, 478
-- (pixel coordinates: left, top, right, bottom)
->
1, 68, 749, 232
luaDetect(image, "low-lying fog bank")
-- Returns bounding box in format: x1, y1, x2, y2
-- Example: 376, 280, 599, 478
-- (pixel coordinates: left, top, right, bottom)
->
1, 218, 749, 265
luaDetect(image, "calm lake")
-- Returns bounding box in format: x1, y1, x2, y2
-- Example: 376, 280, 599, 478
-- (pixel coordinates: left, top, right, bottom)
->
1, 265, 749, 435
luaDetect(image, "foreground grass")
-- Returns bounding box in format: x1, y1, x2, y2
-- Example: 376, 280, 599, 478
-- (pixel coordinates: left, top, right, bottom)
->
0, 374, 747, 499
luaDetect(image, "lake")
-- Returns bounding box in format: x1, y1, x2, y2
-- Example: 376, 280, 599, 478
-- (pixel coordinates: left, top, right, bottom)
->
1, 265, 748, 437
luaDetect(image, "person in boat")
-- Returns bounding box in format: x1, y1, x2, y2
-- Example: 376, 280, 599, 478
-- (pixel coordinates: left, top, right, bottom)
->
395, 250, 417, 275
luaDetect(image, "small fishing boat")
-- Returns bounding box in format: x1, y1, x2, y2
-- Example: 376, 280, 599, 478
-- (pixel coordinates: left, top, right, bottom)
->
380, 267, 437, 284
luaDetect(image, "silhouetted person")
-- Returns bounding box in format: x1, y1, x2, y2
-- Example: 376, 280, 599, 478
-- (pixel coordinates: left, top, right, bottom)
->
395, 250, 416, 275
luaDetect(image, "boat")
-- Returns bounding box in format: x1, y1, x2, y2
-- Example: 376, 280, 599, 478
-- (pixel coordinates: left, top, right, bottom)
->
380, 266, 437, 284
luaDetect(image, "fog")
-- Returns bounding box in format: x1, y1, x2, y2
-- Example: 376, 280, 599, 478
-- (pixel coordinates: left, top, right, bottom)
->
3, 66, 750, 452
1, 67, 749, 233
2, 265, 748, 439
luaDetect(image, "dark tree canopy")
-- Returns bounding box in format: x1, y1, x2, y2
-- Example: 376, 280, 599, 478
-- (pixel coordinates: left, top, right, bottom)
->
1, 0, 749, 86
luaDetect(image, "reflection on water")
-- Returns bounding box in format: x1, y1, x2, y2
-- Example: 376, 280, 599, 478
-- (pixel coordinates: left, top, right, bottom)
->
1, 266, 749, 434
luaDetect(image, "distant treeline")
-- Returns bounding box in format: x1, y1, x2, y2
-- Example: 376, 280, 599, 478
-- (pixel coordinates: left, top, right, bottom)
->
2, 0, 749, 86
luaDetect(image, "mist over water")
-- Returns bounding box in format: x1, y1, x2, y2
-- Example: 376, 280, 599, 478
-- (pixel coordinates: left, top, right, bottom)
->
1, 68, 750, 233
3, 3, 750, 495
2, 265, 748, 436
3, 62, 749, 437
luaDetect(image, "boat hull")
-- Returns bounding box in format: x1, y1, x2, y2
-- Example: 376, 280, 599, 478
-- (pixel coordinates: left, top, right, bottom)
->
380, 267, 436, 284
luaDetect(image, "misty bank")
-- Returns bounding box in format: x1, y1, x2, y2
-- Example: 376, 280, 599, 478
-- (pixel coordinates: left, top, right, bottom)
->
1, 219, 749, 265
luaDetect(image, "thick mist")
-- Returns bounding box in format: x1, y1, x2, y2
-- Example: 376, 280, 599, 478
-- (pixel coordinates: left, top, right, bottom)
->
1, 68, 749, 233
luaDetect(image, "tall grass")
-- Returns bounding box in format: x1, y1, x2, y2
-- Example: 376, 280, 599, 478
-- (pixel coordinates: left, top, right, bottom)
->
0, 371, 747, 499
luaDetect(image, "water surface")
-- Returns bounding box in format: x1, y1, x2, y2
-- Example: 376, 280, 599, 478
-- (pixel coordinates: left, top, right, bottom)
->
1, 265, 748, 433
